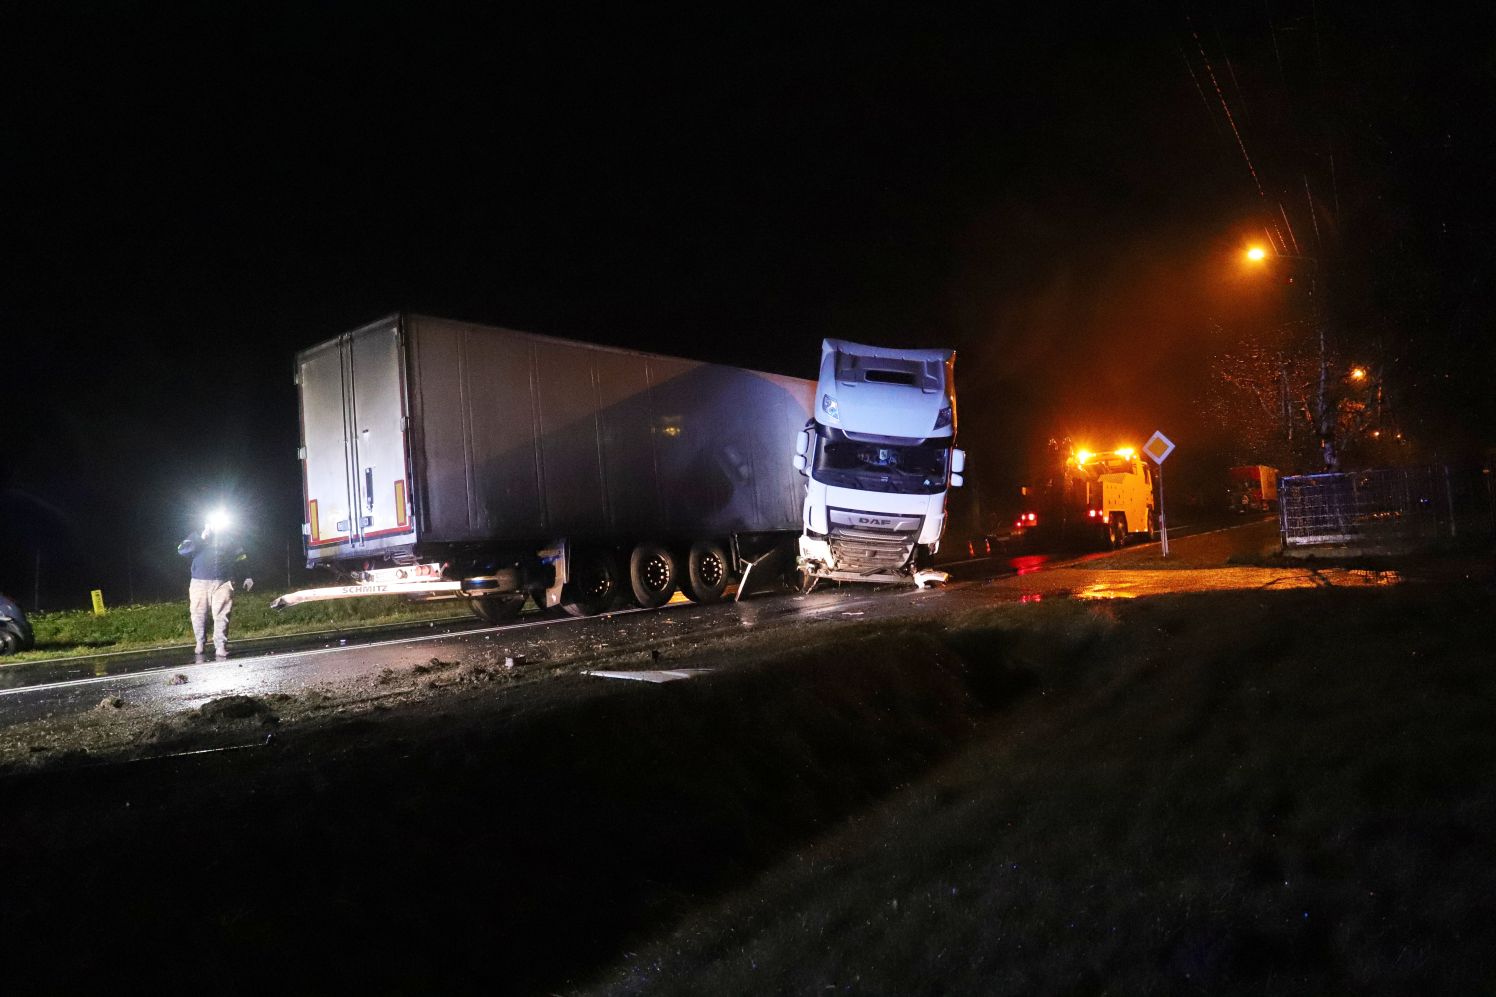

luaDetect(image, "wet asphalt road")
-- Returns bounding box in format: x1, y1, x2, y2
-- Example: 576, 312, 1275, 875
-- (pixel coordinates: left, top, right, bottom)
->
0, 516, 1277, 729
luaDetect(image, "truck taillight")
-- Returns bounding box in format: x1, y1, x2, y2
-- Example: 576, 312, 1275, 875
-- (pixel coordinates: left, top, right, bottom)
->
1026, 512, 1037, 523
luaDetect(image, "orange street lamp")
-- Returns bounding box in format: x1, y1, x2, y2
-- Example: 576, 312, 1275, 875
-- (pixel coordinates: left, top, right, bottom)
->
1350, 366, 1367, 381
1245, 245, 1268, 262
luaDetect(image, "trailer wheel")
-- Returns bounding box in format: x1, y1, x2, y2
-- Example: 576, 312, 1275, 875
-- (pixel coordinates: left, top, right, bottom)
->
682, 540, 731, 604
468, 595, 525, 624
628, 541, 679, 608
562, 548, 624, 617
0, 629, 19, 656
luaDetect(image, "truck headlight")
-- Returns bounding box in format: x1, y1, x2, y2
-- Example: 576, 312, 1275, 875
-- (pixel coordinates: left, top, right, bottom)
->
933, 405, 952, 430
821, 394, 839, 420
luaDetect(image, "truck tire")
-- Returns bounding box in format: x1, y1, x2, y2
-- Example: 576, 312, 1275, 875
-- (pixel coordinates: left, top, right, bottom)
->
0, 629, 19, 656
1109, 516, 1127, 549
629, 541, 679, 608
469, 595, 525, 624
562, 548, 624, 617
682, 540, 731, 604
1147, 510, 1160, 541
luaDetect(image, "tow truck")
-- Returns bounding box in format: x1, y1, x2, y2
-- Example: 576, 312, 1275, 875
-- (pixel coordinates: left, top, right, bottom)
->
1014, 447, 1158, 550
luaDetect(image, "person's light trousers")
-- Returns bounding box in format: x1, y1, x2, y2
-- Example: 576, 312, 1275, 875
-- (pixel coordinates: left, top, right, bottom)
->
188, 578, 234, 653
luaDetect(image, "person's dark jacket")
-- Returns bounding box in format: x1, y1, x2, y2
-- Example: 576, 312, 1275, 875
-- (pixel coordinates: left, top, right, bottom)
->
177, 532, 249, 582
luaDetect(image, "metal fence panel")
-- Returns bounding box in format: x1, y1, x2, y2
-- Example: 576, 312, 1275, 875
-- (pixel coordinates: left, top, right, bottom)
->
1279, 465, 1493, 549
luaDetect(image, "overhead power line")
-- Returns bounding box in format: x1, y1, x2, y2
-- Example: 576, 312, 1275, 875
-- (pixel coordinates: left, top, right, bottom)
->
1188, 24, 1267, 203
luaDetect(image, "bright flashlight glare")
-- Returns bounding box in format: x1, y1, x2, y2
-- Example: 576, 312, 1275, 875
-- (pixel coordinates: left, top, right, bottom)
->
1350, 366, 1367, 381
206, 508, 233, 532
1246, 246, 1267, 262
1075, 449, 1093, 464
1116, 447, 1135, 459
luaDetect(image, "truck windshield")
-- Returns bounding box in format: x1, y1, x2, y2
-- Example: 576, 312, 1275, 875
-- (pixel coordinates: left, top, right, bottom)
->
812, 427, 950, 495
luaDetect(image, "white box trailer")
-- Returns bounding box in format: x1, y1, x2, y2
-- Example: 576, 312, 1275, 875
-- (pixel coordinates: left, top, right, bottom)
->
278, 314, 814, 619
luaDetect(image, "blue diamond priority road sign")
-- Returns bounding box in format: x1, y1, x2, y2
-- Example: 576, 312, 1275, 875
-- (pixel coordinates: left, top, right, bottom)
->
1143, 430, 1175, 464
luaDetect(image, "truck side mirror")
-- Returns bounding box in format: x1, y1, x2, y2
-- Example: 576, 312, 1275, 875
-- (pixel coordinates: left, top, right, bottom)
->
950, 472, 964, 488
793, 454, 808, 472
951, 448, 967, 473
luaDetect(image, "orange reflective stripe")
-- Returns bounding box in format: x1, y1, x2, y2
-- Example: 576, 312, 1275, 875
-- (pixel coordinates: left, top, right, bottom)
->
394, 480, 408, 527
308, 499, 320, 542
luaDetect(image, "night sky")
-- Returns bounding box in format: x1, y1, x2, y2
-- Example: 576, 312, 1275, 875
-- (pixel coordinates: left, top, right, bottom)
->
6, 2, 1494, 607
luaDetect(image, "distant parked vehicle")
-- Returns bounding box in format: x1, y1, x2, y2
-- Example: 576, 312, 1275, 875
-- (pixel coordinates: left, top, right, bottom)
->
0, 593, 35, 655
1227, 465, 1279, 513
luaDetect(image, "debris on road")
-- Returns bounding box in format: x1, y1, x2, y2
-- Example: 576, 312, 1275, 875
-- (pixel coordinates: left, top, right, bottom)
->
96, 697, 126, 711
412, 657, 460, 675
913, 569, 950, 589
168, 674, 189, 685
197, 695, 279, 726
584, 669, 712, 684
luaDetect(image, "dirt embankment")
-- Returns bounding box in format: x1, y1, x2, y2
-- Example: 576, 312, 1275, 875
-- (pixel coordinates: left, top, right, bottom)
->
0, 607, 1046, 995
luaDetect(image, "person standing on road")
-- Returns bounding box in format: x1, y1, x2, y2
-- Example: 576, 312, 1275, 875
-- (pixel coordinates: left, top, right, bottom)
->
177, 517, 253, 659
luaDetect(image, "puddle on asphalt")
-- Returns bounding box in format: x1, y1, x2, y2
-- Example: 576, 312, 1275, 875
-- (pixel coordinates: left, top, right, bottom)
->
1010, 555, 1050, 576
1074, 584, 1138, 600
1005, 565, 1407, 604
1348, 569, 1404, 586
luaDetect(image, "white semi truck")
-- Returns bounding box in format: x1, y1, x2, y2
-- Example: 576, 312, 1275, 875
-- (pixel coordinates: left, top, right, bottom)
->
793, 339, 964, 585
273, 314, 815, 620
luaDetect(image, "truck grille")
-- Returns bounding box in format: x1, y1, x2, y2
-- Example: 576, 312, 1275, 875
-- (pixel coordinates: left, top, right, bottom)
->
828, 527, 916, 573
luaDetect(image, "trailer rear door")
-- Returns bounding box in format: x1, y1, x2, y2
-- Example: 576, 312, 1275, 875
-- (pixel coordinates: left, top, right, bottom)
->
299, 319, 414, 560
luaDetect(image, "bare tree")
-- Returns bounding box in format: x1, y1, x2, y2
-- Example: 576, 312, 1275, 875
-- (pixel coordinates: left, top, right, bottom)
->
1205, 318, 1378, 471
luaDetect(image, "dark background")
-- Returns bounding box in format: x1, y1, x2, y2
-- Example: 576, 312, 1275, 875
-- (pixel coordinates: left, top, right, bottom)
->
5, 2, 1493, 607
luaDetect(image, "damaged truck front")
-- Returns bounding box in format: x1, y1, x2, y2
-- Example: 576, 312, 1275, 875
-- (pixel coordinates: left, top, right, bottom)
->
275, 314, 814, 621
794, 339, 964, 586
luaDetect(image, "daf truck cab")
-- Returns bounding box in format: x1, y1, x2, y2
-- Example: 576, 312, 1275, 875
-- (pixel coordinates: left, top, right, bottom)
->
793, 339, 963, 584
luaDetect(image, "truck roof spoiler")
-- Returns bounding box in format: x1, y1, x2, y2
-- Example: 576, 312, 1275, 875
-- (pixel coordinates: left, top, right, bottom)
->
823, 339, 954, 394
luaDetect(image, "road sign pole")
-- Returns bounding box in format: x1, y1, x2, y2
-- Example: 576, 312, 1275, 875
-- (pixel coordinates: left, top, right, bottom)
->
1158, 461, 1169, 558
1142, 430, 1175, 560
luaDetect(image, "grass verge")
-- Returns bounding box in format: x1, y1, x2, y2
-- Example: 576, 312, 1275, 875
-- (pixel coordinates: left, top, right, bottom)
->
584, 581, 1496, 995
9, 590, 466, 661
